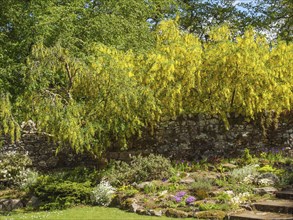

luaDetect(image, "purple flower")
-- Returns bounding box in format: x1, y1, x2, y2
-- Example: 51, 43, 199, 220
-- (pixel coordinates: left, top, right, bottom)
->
185, 196, 196, 204
162, 178, 168, 182
176, 191, 186, 198
173, 196, 182, 203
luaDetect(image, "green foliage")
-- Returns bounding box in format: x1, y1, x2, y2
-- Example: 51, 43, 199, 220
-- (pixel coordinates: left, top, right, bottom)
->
195, 189, 209, 200
30, 175, 92, 210
259, 150, 287, 164
168, 175, 181, 183
258, 165, 276, 173
216, 192, 232, 204
178, 0, 247, 38
179, 0, 292, 42
0, 189, 25, 200
117, 185, 139, 197
242, 149, 254, 165
190, 178, 213, 192
227, 183, 254, 195
104, 154, 173, 186
198, 203, 230, 211
143, 183, 158, 194
240, 0, 292, 42
50, 167, 100, 184
0, 94, 20, 143
281, 172, 293, 186
257, 165, 285, 177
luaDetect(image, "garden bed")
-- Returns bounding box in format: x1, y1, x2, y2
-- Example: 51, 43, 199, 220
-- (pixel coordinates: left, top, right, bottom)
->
0, 149, 292, 219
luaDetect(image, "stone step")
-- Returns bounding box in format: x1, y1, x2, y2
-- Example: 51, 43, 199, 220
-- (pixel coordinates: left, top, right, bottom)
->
277, 191, 293, 200
253, 200, 293, 214
227, 211, 293, 220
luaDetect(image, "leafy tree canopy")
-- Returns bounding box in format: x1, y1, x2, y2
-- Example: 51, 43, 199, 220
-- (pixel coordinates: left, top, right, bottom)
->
0, 0, 292, 155
239, 0, 292, 42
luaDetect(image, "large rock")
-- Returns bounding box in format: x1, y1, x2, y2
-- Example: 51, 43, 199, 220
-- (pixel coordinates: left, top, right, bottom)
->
136, 182, 152, 190
221, 163, 238, 170
165, 208, 189, 218
254, 187, 278, 195
180, 177, 195, 184
27, 196, 41, 209
149, 209, 163, 217
122, 198, 142, 213
256, 173, 280, 186
0, 199, 23, 211
195, 210, 226, 219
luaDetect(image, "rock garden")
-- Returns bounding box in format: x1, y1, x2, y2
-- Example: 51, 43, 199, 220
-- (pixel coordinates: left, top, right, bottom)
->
0, 148, 292, 219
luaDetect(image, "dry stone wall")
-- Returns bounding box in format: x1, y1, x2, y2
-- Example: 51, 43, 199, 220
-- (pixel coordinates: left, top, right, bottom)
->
110, 113, 293, 161
1, 113, 293, 170
0, 121, 99, 171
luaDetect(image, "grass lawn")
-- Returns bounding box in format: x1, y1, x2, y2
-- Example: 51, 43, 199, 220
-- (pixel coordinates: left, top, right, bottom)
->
0, 206, 191, 220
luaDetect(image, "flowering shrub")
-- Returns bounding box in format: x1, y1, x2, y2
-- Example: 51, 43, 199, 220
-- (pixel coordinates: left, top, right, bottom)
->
17, 169, 39, 190
91, 179, 116, 206
0, 151, 32, 188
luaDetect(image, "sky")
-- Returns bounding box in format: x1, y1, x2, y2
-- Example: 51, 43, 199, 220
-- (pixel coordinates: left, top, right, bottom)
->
235, 0, 254, 3
234, 0, 255, 7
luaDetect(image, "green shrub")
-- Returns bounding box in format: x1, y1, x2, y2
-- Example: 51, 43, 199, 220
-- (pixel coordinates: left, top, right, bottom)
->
50, 167, 100, 184
280, 172, 293, 186
242, 149, 254, 165
143, 183, 157, 194
199, 203, 230, 211
216, 192, 231, 204
30, 175, 92, 210
117, 185, 139, 197
258, 165, 284, 176
168, 175, 181, 183
104, 154, 173, 186
195, 189, 209, 199
191, 178, 213, 191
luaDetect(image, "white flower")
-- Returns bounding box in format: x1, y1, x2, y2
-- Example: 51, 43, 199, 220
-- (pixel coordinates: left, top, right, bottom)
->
229, 192, 250, 206
243, 174, 255, 184
91, 179, 116, 206
258, 178, 274, 186
225, 190, 234, 196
